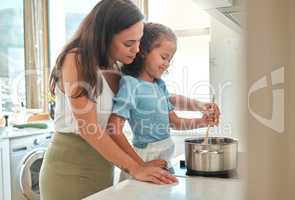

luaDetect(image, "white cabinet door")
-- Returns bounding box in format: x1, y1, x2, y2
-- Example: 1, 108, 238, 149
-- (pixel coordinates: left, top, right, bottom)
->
0, 140, 11, 200
0, 141, 4, 200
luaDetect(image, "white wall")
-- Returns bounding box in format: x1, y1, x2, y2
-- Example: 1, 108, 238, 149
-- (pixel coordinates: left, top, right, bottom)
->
209, 18, 247, 152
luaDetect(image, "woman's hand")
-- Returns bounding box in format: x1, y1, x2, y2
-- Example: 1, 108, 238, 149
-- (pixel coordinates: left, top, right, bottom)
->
144, 159, 167, 169
129, 165, 178, 185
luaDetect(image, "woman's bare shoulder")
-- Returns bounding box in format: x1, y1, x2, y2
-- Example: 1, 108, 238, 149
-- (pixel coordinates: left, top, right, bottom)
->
59, 51, 80, 93
62, 53, 79, 78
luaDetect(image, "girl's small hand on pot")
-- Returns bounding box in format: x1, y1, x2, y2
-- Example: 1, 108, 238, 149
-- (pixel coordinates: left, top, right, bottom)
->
144, 159, 167, 169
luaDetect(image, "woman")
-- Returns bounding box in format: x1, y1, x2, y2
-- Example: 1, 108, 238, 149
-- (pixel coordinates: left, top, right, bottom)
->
40, 1, 178, 199
40, 0, 219, 199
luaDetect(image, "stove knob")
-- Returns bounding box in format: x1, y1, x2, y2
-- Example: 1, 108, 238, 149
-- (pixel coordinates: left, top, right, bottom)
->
180, 160, 186, 168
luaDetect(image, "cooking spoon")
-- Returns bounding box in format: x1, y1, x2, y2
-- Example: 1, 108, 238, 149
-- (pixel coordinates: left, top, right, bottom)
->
202, 96, 215, 145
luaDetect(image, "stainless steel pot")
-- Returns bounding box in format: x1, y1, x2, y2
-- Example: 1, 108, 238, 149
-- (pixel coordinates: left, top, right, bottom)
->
185, 137, 238, 174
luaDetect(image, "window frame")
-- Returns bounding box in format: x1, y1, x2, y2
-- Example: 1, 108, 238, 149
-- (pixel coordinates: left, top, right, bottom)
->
23, 0, 49, 112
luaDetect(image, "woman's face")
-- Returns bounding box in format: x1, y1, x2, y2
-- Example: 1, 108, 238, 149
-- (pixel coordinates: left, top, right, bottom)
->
109, 21, 144, 65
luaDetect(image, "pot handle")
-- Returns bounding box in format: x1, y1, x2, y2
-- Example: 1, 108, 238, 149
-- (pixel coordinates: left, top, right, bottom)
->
193, 149, 224, 154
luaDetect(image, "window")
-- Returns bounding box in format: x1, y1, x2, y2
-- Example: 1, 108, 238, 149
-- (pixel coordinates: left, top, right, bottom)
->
48, 0, 100, 68
163, 35, 210, 102
148, 0, 211, 118
0, 0, 49, 114
148, 0, 210, 29
0, 0, 25, 112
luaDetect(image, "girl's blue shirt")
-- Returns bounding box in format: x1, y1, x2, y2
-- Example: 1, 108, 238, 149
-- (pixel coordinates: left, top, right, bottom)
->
112, 75, 174, 148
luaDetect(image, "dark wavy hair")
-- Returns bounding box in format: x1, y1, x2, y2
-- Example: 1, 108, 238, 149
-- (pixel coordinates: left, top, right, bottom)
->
121, 22, 177, 77
49, 0, 144, 99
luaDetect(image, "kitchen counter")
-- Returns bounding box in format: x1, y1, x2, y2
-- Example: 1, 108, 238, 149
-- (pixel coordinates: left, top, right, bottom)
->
83, 176, 243, 200
0, 120, 54, 139
84, 152, 245, 200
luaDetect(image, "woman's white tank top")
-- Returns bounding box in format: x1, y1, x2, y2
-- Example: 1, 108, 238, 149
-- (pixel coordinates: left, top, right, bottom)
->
54, 75, 114, 133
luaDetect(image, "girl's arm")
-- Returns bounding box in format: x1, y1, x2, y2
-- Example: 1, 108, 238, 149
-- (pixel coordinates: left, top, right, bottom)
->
106, 114, 145, 165
169, 111, 215, 130
169, 94, 206, 111
170, 94, 220, 116
61, 53, 176, 184
169, 94, 220, 125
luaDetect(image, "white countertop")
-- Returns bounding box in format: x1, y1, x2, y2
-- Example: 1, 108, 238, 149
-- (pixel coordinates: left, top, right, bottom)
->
0, 120, 54, 139
83, 176, 243, 200
84, 151, 245, 200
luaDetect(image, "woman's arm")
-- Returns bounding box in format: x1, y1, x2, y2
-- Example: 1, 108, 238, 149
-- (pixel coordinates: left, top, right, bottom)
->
61, 53, 176, 184
107, 114, 167, 169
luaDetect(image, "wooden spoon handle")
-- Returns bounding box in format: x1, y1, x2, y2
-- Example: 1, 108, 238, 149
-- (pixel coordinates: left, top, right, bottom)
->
202, 95, 215, 145
203, 125, 210, 144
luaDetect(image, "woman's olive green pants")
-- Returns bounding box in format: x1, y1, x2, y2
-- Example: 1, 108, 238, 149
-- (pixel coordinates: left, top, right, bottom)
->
40, 132, 114, 200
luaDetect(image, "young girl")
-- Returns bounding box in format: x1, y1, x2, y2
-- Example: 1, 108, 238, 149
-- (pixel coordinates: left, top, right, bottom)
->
107, 23, 217, 179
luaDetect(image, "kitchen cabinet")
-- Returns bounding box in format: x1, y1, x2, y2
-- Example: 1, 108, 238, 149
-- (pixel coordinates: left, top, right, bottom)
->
0, 139, 11, 200
209, 16, 247, 152
193, 0, 233, 9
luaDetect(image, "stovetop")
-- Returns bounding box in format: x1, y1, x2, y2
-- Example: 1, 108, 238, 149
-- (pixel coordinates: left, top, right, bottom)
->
172, 160, 239, 179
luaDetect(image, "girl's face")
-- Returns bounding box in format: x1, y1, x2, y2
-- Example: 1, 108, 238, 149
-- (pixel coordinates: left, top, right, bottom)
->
109, 21, 144, 65
142, 40, 176, 80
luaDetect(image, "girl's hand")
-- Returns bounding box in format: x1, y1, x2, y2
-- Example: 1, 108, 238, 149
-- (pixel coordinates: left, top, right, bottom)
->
129, 165, 178, 185
144, 159, 167, 169
200, 102, 220, 126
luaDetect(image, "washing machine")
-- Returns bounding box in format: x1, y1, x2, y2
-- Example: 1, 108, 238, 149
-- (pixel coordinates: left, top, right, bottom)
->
9, 132, 52, 200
